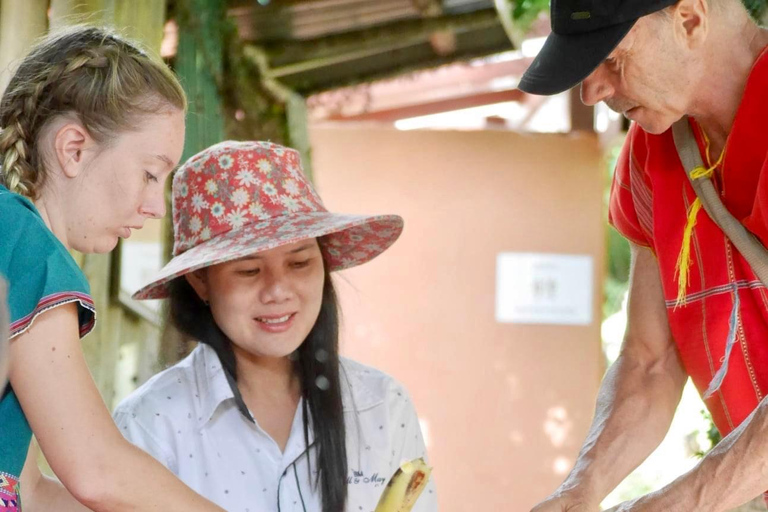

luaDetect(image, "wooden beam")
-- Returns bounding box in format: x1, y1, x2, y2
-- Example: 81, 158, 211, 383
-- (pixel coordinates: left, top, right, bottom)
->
231, 0, 420, 42
411, 0, 442, 16
263, 9, 504, 70
243, 46, 313, 181
263, 25, 513, 93
308, 55, 532, 120
326, 88, 525, 122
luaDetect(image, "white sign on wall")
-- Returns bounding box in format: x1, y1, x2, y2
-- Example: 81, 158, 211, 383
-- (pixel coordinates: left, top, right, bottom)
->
495, 252, 594, 326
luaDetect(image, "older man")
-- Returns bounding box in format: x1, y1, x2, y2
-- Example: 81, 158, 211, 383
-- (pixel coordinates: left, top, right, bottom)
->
521, 0, 768, 510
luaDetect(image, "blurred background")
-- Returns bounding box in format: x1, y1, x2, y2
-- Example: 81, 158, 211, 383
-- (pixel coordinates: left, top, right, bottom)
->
3, 1, 768, 510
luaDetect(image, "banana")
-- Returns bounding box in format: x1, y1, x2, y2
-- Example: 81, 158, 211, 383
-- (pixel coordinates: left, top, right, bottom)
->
374, 458, 432, 512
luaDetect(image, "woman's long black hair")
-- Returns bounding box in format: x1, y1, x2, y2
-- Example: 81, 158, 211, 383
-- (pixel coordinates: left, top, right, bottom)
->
168, 264, 348, 512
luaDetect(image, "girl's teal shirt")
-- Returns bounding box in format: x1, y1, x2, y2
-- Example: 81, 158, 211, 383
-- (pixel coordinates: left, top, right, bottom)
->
0, 184, 95, 510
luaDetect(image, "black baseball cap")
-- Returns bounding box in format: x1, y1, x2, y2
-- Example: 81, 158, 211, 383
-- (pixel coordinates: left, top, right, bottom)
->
518, 0, 679, 95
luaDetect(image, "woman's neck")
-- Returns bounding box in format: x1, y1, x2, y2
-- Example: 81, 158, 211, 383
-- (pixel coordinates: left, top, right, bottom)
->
232, 348, 302, 452
232, 347, 299, 399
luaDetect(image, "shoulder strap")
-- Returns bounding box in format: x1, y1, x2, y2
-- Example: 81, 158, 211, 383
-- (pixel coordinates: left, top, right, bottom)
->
671, 117, 768, 286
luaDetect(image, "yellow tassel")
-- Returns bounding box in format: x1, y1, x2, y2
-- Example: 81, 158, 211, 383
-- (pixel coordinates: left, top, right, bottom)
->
674, 125, 726, 307
690, 165, 714, 180
675, 198, 704, 306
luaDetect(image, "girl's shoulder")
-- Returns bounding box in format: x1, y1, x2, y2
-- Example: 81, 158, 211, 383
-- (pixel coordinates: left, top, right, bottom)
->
0, 186, 55, 248
0, 187, 94, 338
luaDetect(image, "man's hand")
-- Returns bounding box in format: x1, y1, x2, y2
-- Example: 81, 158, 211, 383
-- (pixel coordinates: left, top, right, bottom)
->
600, 501, 634, 512
530, 489, 602, 512
533, 496, 644, 512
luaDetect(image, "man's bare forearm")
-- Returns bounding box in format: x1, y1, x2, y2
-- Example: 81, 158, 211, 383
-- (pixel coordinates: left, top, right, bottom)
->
620, 395, 768, 512
559, 345, 686, 503
532, 246, 689, 512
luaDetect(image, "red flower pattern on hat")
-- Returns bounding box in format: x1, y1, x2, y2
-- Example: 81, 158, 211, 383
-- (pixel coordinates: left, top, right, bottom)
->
133, 141, 403, 300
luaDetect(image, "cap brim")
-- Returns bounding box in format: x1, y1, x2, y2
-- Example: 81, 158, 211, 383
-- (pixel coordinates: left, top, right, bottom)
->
518, 18, 637, 96
132, 212, 404, 300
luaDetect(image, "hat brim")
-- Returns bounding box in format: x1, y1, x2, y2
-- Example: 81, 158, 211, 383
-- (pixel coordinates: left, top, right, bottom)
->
518, 18, 637, 96
132, 212, 404, 300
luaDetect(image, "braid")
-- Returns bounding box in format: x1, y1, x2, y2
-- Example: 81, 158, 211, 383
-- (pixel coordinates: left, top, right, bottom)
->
0, 25, 186, 199
0, 53, 94, 196
0, 55, 72, 197
0, 121, 33, 196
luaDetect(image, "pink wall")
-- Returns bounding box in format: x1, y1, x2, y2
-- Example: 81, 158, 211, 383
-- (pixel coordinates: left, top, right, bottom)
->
310, 125, 605, 511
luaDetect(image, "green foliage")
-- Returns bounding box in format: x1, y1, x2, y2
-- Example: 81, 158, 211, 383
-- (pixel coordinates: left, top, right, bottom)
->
743, 0, 768, 20
511, 0, 549, 30
694, 409, 722, 458
604, 269, 629, 319
609, 473, 656, 504
603, 143, 631, 319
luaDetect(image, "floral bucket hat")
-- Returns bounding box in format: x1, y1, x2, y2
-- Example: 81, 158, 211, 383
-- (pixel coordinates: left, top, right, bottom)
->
132, 141, 404, 300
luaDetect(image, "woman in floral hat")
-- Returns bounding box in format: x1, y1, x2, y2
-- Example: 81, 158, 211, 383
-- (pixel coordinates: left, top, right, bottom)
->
114, 141, 437, 512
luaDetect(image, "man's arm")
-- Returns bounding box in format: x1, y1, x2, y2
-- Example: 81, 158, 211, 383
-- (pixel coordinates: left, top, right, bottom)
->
532, 243, 688, 511
614, 390, 768, 511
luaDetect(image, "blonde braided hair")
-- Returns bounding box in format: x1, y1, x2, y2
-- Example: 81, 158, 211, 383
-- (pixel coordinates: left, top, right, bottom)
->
0, 26, 187, 199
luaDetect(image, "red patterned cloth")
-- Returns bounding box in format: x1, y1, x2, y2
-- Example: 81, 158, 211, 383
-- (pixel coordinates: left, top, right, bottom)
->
0, 472, 20, 511
609, 46, 768, 436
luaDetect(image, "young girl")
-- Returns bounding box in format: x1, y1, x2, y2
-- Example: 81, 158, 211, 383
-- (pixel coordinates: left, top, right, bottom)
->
0, 280, 7, 390
0, 26, 225, 512
114, 141, 438, 512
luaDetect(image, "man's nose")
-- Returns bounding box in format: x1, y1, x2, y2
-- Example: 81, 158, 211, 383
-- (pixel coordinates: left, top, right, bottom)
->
580, 65, 614, 107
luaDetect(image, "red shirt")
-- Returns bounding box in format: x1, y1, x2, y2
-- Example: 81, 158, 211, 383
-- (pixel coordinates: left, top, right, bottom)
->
609, 46, 768, 436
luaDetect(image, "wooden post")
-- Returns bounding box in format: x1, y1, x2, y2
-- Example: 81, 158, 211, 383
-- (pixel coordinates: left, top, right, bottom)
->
114, 1, 167, 53
243, 46, 312, 180
49, 0, 109, 30
0, 0, 48, 96
157, 0, 228, 367
570, 87, 594, 133
493, 0, 524, 48
50, 0, 167, 52
174, 0, 226, 163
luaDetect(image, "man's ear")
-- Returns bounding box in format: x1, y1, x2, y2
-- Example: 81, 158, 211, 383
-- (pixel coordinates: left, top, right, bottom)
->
185, 270, 210, 303
671, 0, 709, 49
53, 121, 93, 179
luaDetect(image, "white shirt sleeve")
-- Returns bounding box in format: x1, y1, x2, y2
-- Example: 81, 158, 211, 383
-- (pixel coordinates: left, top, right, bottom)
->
113, 406, 179, 474
388, 383, 438, 512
